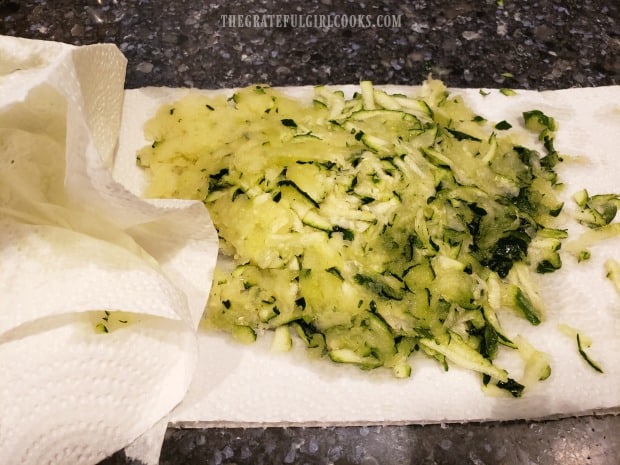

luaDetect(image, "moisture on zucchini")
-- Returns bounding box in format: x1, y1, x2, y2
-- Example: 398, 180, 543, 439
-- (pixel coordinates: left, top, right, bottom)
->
137, 79, 568, 393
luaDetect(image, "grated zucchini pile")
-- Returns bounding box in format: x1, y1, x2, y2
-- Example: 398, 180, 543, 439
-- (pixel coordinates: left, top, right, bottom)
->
137, 79, 568, 396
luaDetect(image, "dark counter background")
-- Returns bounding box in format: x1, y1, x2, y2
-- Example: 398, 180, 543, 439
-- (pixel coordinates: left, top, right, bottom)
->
3, 0, 618, 90
2, 0, 619, 464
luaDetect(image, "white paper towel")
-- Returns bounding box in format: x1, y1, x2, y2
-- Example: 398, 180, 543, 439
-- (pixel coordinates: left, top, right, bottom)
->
0, 36, 218, 464
2, 35, 619, 465
115, 84, 620, 434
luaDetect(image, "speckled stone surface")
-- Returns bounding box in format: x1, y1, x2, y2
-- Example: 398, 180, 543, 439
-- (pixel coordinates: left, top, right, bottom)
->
2, 1, 620, 464
2, 0, 618, 90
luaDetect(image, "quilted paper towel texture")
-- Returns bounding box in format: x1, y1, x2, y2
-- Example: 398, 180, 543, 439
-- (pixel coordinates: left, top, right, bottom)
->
0, 36, 218, 464
115, 85, 620, 429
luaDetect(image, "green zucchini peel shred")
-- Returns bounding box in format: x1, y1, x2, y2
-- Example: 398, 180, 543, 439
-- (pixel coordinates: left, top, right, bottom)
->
558, 324, 604, 374
572, 188, 620, 229
577, 334, 604, 374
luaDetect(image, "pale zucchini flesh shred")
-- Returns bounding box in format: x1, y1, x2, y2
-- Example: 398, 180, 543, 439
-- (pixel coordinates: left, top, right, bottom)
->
138, 80, 572, 395
605, 259, 620, 296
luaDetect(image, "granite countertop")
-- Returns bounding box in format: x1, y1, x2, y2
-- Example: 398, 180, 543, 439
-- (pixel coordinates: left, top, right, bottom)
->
2, 0, 619, 464
2, 0, 618, 90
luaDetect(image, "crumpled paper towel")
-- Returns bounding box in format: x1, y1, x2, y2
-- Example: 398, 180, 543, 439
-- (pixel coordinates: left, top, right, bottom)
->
116, 84, 619, 454
0, 35, 218, 464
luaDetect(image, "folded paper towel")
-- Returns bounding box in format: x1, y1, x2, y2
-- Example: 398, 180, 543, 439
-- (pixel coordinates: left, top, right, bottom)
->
0, 36, 218, 464
2, 35, 619, 465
